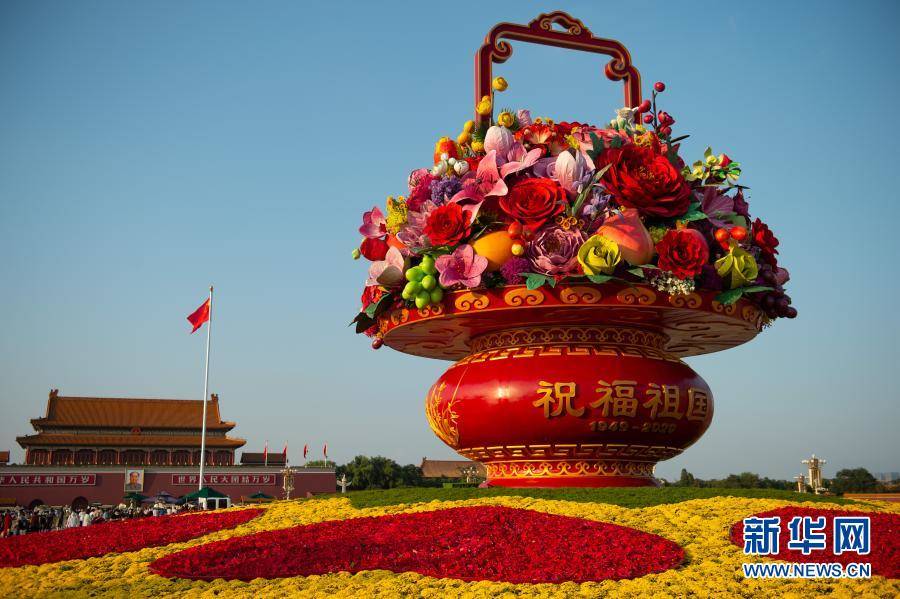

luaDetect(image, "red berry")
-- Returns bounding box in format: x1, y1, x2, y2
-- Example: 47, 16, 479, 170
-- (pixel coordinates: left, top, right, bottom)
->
730, 226, 748, 241
637, 100, 651, 113
507, 221, 523, 237
714, 228, 730, 243
371, 337, 384, 349
654, 81, 666, 92
659, 126, 672, 136
642, 113, 654, 124
658, 111, 674, 126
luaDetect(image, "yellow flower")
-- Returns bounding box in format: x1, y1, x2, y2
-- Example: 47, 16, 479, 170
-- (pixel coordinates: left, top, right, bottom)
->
496, 111, 514, 128
471, 140, 484, 153
578, 235, 621, 275
491, 76, 508, 92
633, 131, 654, 147
456, 132, 471, 145
385, 196, 408, 234
462, 120, 475, 133
476, 95, 492, 116
715, 244, 759, 289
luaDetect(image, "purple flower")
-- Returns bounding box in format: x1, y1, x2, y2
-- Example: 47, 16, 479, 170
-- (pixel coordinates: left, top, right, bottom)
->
526, 226, 586, 275
435, 244, 488, 288
733, 188, 750, 218
500, 257, 531, 284
697, 187, 736, 229
431, 177, 462, 204
696, 264, 724, 291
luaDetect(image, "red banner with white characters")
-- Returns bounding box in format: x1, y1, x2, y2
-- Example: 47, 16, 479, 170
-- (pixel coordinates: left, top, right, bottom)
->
0, 473, 97, 486
171, 473, 276, 486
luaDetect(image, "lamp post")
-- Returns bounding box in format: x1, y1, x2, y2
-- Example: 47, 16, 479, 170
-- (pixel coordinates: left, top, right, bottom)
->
802, 454, 827, 494
282, 466, 294, 500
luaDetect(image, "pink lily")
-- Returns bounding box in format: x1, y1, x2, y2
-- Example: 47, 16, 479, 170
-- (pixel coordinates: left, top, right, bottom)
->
359, 206, 387, 239
549, 150, 593, 198
366, 246, 408, 287
499, 144, 543, 178
435, 244, 488, 289
450, 150, 507, 214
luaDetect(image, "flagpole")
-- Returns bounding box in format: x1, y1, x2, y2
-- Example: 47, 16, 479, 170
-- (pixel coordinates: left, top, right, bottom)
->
198, 286, 213, 491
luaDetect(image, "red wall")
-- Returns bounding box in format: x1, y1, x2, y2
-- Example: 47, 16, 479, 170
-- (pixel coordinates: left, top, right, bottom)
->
0, 466, 336, 507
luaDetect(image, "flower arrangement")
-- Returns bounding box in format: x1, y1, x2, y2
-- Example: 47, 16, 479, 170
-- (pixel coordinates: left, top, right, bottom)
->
0, 508, 263, 568
353, 78, 795, 344
2, 496, 896, 597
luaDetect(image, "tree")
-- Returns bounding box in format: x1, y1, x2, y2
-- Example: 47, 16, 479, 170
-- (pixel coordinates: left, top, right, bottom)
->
676, 468, 697, 487
829, 468, 877, 494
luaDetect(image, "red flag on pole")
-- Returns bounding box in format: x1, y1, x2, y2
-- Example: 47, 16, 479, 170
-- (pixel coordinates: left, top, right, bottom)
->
282, 442, 288, 462
303, 444, 308, 459
186, 299, 211, 333
263, 440, 268, 466
323, 443, 328, 460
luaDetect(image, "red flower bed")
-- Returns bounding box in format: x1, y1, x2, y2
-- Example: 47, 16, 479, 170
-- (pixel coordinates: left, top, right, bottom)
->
0, 508, 263, 568
150, 506, 684, 583
730, 507, 899, 578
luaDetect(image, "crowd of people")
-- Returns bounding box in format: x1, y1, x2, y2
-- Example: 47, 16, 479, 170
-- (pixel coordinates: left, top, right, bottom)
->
1, 502, 191, 537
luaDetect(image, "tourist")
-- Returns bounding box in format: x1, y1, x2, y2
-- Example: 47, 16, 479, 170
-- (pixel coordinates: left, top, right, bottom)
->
66, 510, 79, 528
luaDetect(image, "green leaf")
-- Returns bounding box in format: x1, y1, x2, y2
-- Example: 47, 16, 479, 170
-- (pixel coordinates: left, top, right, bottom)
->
714, 288, 744, 305
350, 312, 376, 334
740, 286, 774, 294
586, 274, 613, 284
627, 267, 646, 278
524, 273, 551, 290
364, 292, 394, 319
679, 201, 707, 222
587, 132, 604, 160
714, 285, 773, 306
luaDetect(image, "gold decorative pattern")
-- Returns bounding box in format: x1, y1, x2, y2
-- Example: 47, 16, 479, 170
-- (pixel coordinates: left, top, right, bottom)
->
484, 459, 655, 479
559, 286, 603, 304
454, 292, 490, 311
457, 443, 682, 462
617, 286, 657, 305
470, 326, 669, 353
503, 287, 545, 306
668, 292, 702, 308
417, 303, 445, 318
389, 309, 409, 326
424, 382, 459, 447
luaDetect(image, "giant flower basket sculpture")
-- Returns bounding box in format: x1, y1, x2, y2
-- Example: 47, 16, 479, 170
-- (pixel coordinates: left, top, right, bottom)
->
352, 12, 794, 487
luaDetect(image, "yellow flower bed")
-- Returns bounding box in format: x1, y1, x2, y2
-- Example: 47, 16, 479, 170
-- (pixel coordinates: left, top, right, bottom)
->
1, 496, 897, 597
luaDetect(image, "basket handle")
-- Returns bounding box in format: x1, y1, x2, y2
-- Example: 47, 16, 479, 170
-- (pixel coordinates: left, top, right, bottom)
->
474, 11, 642, 126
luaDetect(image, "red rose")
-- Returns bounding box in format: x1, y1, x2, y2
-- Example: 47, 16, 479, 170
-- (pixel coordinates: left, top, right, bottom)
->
751, 218, 779, 266
499, 178, 566, 232
598, 143, 691, 218
656, 228, 710, 279
359, 237, 388, 261
424, 203, 471, 247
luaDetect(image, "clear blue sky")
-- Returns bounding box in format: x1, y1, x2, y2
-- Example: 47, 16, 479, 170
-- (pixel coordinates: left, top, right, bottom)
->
1, 1, 898, 481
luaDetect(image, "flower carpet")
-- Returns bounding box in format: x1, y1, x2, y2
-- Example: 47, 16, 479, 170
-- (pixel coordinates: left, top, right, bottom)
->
0, 493, 898, 597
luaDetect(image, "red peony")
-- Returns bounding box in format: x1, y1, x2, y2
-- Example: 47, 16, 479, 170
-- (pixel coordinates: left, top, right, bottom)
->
751, 218, 779, 266
424, 202, 471, 247
359, 237, 389, 261
656, 228, 710, 279
598, 143, 691, 218
499, 177, 566, 232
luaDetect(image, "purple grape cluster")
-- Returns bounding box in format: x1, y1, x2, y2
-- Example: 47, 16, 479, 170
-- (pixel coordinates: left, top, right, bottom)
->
754, 263, 797, 319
